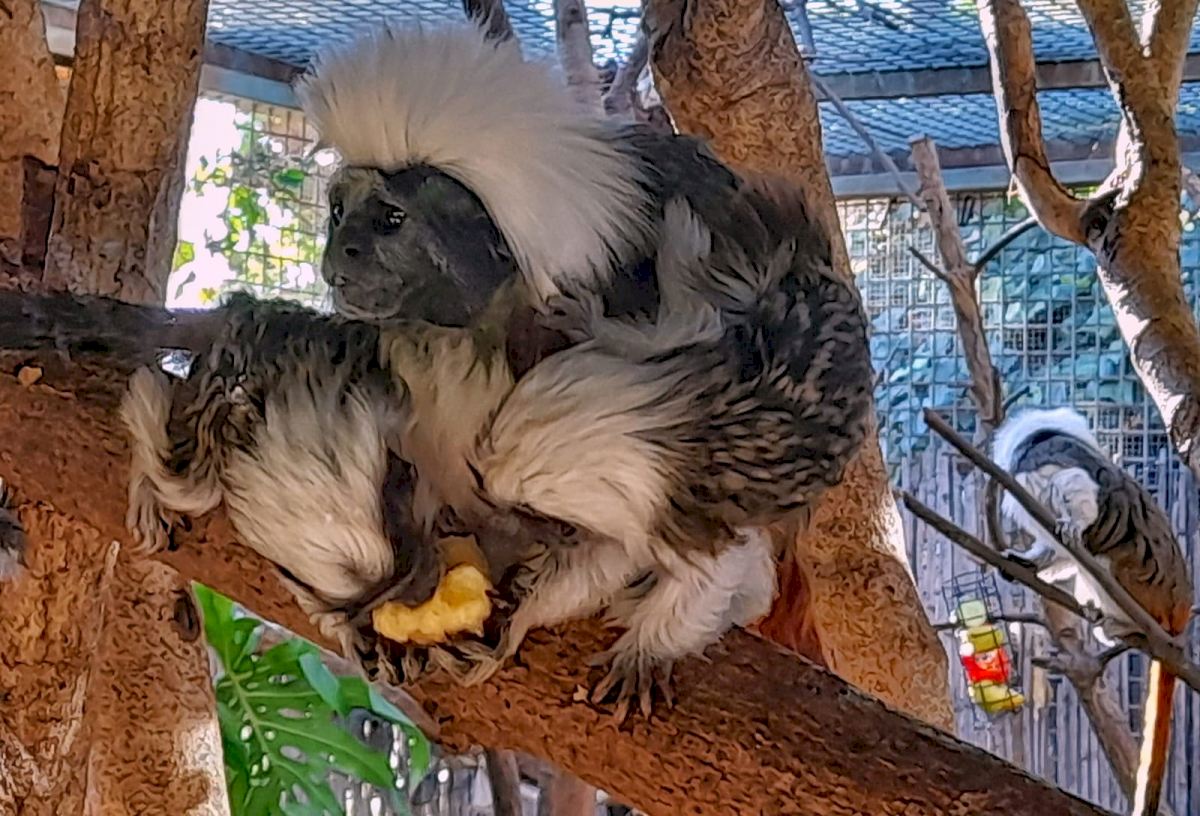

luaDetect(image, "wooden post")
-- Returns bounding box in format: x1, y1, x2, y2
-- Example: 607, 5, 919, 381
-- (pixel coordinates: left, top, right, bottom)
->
643, 0, 955, 731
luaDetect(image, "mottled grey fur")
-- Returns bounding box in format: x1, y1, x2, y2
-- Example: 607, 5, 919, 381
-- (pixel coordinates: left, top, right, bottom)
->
325, 124, 874, 714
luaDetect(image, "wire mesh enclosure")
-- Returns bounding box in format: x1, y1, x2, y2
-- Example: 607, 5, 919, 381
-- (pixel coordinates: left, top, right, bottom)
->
845, 193, 1200, 814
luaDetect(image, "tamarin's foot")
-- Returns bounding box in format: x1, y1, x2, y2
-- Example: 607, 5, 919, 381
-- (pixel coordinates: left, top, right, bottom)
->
588, 646, 675, 723
1054, 518, 1086, 550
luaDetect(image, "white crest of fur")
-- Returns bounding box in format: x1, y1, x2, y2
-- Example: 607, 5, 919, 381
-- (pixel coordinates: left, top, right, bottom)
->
991, 406, 1101, 471
294, 19, 653, 301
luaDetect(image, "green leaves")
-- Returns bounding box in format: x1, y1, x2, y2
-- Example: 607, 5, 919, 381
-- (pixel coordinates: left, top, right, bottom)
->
193, 583, 432, 816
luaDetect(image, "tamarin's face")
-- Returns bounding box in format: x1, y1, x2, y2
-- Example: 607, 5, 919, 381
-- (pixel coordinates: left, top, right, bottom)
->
323, 165, 518, 327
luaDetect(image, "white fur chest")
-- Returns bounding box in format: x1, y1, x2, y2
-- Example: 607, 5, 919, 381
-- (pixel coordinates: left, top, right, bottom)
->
383, 326, 514, 525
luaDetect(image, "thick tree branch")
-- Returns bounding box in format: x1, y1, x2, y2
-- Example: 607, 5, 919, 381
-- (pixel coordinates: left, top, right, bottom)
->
1141, 0, 1200, 98
0, 0, 63, 277
910, 136, 1002, 431
0, 299, 1117, 816
1075, 0, 1144, 85
976, 0, 1087, 244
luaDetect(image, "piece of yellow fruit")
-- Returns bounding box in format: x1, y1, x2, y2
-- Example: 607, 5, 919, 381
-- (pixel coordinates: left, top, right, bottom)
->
372, 563, 492, 646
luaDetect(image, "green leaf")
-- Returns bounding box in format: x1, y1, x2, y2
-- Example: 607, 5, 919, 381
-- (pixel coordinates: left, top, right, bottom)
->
273, 168, 307, 188
199, 584, 409, 816
173, 240, 196, 270
298, 652, 341, 711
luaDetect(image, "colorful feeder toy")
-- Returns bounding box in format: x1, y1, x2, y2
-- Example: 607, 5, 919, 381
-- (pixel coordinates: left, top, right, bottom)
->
943, 570, 1026, 718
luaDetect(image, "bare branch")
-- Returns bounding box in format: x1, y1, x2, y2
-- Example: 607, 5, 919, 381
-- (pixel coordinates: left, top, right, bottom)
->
899, 490, 1097, 620
933, 613, 1048, 632
553, 0, 604, 112
485, 748, 525, 816
975, 0, 1087, 244
461, 0, 519, 47
972, 216, 1040, 272
791, 0, 817, 59
603, 36, 648, 117
815, 75, 922, 209
910, 136, 1003, 429
921, 407, 1200, 694
907, 246, 947, 280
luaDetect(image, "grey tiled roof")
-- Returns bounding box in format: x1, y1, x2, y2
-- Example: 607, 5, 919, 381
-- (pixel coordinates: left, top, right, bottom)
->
194, 0, 1200, 161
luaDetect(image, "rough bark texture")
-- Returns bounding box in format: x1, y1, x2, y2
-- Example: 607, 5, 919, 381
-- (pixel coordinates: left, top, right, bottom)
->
0, 357, 1116, 816
0, 0, 226, 810
644, 0, 954, 731
0, 0, 64, 278
40, 0, 208, 304
1037, 604, 1170, 814
979, 0, 1200, 478
484, 748, 524, 816
0, 501, 119, 814
542, 773, 596, 816
84, 559, 229, 816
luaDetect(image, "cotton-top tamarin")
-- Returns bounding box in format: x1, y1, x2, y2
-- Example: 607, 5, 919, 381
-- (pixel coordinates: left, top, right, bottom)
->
289, 19, 874, 714
993, 407, 1193, 816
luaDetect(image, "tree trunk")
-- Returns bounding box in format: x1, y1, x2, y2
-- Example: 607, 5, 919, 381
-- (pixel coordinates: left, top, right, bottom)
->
0, 0, 64, 279
0, 0, 226, 812
40, 0, 208, 304
83, 559, 230, 816
644, 0, 954, 732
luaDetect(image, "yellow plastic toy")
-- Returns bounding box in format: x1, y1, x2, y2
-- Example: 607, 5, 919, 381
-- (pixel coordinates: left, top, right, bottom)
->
371, 535, 493, 646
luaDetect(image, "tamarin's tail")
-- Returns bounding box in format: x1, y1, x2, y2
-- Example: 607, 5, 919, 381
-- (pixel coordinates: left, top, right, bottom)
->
1132, 660, 1176, 816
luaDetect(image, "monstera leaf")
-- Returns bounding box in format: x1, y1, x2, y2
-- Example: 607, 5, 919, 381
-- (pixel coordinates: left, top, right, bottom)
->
194, 583, 431, 816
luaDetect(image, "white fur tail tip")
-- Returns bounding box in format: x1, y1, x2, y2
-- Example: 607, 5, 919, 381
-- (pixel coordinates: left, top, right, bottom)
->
292, 18, 653, 301
991, 406, 1099, 471
120, 367, 173, 455
0, 477, 27, 581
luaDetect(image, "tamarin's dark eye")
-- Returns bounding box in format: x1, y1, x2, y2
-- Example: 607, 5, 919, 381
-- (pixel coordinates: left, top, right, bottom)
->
385, 206, 406, 227
330, 201, 344, 226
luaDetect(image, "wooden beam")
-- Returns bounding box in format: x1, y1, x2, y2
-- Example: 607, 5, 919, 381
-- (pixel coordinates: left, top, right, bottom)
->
0, 298, 1116, 816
